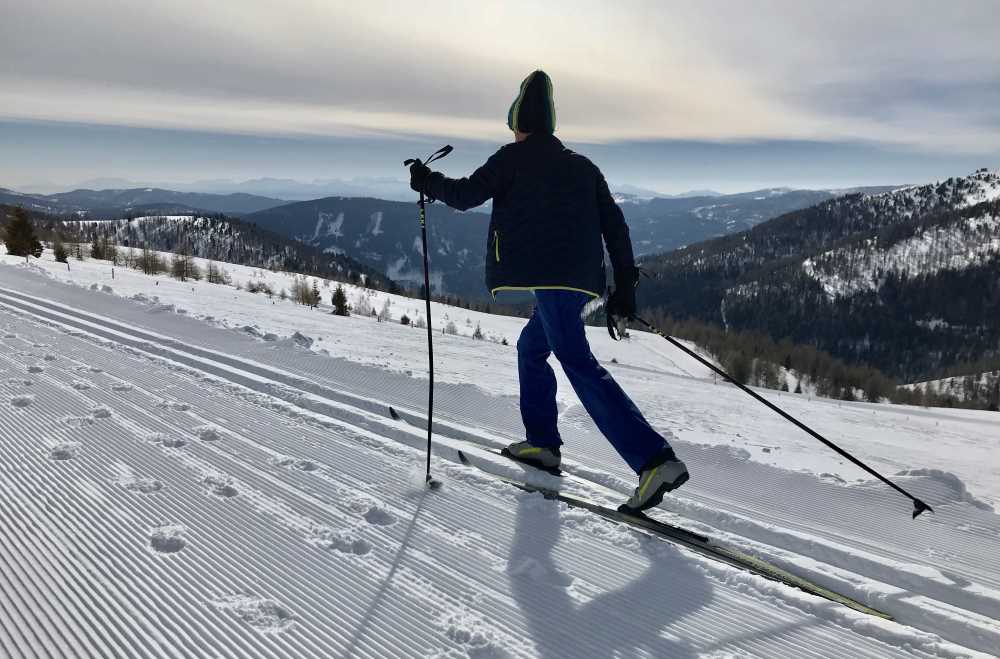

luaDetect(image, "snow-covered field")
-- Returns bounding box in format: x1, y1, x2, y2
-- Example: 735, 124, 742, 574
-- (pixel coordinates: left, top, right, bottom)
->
2, 251, 999, 658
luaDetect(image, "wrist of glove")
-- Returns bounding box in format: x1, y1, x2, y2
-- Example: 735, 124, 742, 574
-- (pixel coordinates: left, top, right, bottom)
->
606, 266, 639, 340
608, 266, 639, 318
409, 160, 432, 194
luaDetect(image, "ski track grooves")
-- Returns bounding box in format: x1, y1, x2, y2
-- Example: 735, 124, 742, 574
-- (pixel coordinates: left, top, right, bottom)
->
0, 282, 995, 658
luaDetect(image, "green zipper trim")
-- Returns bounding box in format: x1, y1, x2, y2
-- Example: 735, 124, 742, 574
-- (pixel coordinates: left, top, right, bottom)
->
494, 231, 500, 263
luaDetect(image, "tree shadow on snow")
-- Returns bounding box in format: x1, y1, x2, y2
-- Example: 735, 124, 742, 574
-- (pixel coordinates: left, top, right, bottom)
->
508, 494, 712, 659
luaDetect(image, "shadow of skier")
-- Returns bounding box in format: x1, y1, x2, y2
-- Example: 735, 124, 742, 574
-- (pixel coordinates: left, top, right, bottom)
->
508, 493, 712, 659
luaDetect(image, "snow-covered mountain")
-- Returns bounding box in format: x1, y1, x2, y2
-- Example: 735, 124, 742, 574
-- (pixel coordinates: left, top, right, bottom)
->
240, 187, 893, 300
243, 197, 490, 300
622, 186, 897, 256
6, 180, 902, 302
638, 169, 1000, 383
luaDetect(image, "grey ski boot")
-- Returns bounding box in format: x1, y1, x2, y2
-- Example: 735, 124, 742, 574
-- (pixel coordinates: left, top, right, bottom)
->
502, 441, 562, 473
621, 454, 689, 513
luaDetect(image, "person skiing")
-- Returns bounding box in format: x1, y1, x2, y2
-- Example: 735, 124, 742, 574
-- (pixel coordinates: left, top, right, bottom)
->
408, 70, 688, 512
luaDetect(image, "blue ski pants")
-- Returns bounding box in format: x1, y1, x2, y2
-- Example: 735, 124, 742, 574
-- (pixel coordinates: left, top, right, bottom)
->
517, 290, 675, 474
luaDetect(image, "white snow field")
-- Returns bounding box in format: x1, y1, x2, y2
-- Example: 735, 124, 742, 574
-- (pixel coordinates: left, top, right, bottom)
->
1, 256, 999, 658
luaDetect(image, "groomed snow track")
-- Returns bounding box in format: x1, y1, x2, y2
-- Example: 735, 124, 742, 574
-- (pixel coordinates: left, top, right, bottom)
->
0, 268, 997, 658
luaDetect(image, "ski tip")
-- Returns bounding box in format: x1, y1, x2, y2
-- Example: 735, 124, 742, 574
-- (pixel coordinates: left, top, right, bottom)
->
388, 406, 401, 420
912, 499, 934, 519
457, 450, 471, 466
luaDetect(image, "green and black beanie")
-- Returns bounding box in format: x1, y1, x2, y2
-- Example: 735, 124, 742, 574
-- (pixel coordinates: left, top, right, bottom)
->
507, 70, 556, 134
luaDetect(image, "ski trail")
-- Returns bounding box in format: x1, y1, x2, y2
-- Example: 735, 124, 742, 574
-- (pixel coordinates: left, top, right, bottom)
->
0, 273, 995, 657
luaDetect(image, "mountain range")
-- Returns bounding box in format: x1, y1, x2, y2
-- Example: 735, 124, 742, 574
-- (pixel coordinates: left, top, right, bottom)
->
6, 169, 999, 389
239, 186, 900, 298
3, 181, 902, 300
0, 187, 286, 216
636, 169, 1000, 382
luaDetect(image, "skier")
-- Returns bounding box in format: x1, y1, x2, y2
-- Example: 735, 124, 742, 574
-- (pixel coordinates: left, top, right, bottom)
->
409, 70, 688, 512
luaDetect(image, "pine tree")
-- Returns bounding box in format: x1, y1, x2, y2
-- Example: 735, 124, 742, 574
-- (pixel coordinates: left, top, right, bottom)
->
2, 208, 43, 257
53, 234, 68, 263
311, 279, 321, 307
331, 284, 349, 316
472, 322, 484, 340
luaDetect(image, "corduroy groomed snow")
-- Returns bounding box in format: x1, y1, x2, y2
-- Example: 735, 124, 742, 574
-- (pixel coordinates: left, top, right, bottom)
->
507, 70, 557, 134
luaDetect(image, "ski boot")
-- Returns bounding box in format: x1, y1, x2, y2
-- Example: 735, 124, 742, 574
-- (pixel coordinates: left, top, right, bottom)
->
621, 451, 689, 514
502, 441, 562, 473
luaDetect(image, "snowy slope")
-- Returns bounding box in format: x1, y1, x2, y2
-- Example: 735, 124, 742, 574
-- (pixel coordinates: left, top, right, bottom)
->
803, 201, 1000, 299
908, 371, 1000, 405
2, 255, 999, 658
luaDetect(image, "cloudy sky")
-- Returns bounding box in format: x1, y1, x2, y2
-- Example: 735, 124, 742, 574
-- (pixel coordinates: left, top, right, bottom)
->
1, 1, 997, 194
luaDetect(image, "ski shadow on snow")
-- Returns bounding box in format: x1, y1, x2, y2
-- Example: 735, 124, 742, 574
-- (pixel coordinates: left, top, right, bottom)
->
508, 494, 712, 659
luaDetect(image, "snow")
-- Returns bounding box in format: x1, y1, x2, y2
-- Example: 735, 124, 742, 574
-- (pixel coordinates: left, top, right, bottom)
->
803, 208, 1000, 299
369, 211, 384, 236
310, 211, 346, 241
910, 370, 1000, 403
1, 251, 999, 657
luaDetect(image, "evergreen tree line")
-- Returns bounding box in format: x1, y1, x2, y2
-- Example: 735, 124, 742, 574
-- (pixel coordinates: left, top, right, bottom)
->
64, 215, 399, 294
641, 309, 991, 409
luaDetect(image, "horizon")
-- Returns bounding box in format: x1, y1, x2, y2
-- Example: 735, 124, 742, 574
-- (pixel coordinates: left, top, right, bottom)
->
2, 2, 998, 195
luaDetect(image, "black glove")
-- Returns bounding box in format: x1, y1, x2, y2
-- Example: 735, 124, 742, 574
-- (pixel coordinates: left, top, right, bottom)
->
409, 159, 431, 194
608, 266, 639, 318
606, 266, 639, 339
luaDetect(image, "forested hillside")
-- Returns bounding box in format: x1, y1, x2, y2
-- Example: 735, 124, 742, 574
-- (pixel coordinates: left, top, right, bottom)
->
637, 170, 1000, 384
62, 215, 399, 292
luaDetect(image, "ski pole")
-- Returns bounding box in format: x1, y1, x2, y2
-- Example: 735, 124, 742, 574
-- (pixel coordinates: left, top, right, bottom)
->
630, 315, 934, 519
403, 145, 453, 489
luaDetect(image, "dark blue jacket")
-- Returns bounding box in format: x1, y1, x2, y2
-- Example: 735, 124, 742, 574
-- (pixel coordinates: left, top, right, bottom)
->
424, 133, 634, 298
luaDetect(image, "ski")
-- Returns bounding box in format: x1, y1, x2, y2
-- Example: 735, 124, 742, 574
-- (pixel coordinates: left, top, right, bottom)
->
456, 449, 892, 621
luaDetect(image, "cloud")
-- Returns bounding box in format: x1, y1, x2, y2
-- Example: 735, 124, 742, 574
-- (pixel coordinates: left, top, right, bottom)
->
1, 1, 997, 152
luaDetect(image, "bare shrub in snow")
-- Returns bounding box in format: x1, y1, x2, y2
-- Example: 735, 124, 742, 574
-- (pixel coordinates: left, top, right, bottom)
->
378, 298, 393, 322
205, 261, 231, 285
352, 292, 373, 317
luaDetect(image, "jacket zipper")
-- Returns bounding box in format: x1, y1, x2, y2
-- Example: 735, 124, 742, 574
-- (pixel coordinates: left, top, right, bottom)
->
494, 230, 500, 263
